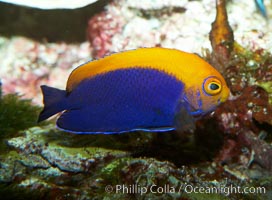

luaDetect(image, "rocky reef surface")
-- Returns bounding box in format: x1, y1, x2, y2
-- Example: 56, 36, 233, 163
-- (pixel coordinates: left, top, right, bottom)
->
1, 125, 271, 199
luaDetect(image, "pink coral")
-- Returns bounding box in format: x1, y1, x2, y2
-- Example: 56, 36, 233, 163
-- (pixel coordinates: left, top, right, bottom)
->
0, 37, 90, 105
87, 10, 126, 58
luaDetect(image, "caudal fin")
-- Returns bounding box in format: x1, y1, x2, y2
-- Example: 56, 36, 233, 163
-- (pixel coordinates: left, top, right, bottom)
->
38, 85, 67, 123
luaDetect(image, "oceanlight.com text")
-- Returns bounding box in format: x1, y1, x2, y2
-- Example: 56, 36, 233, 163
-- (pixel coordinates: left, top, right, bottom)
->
104, 183, 266, 196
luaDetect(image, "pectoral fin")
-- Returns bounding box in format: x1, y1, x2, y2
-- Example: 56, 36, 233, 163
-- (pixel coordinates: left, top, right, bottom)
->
174, 101, 196, 133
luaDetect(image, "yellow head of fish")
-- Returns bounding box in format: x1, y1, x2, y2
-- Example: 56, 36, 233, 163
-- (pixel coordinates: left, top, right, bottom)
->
178, 53, 230, 115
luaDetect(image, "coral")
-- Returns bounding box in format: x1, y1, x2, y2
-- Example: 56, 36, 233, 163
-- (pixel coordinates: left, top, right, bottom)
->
239, 130, 272, 170
204, 0, 272, 179
212, 47, 272, 172
194, 0, 272, 176
209, 0, 234, 73
216, 86, 272, 134
0, 37, 90, 105
87, 8, 127, 58
86, 0, 272, 60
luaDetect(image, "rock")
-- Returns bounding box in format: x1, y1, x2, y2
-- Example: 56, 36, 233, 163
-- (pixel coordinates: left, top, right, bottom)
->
87, 0, 272, 58
0, 1, 108, 42
6, 126, 128, 173
1, 125, 270, 199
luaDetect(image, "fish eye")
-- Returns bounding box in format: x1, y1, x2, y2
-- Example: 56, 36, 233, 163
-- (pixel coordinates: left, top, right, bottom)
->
209, 83, 220, 90
203, 77, 222, 96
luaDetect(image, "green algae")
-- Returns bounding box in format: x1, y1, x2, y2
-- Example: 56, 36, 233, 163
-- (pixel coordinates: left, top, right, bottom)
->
257, 81, 272, 105
100, 157, 130, 185
0, 93, 40, 139
40, 125, 155, 153
0, 93, 42, 154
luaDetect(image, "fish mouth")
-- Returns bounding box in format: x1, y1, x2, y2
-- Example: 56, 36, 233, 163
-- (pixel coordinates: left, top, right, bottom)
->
187, 103, 205, 117
190, 110, 204, 118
